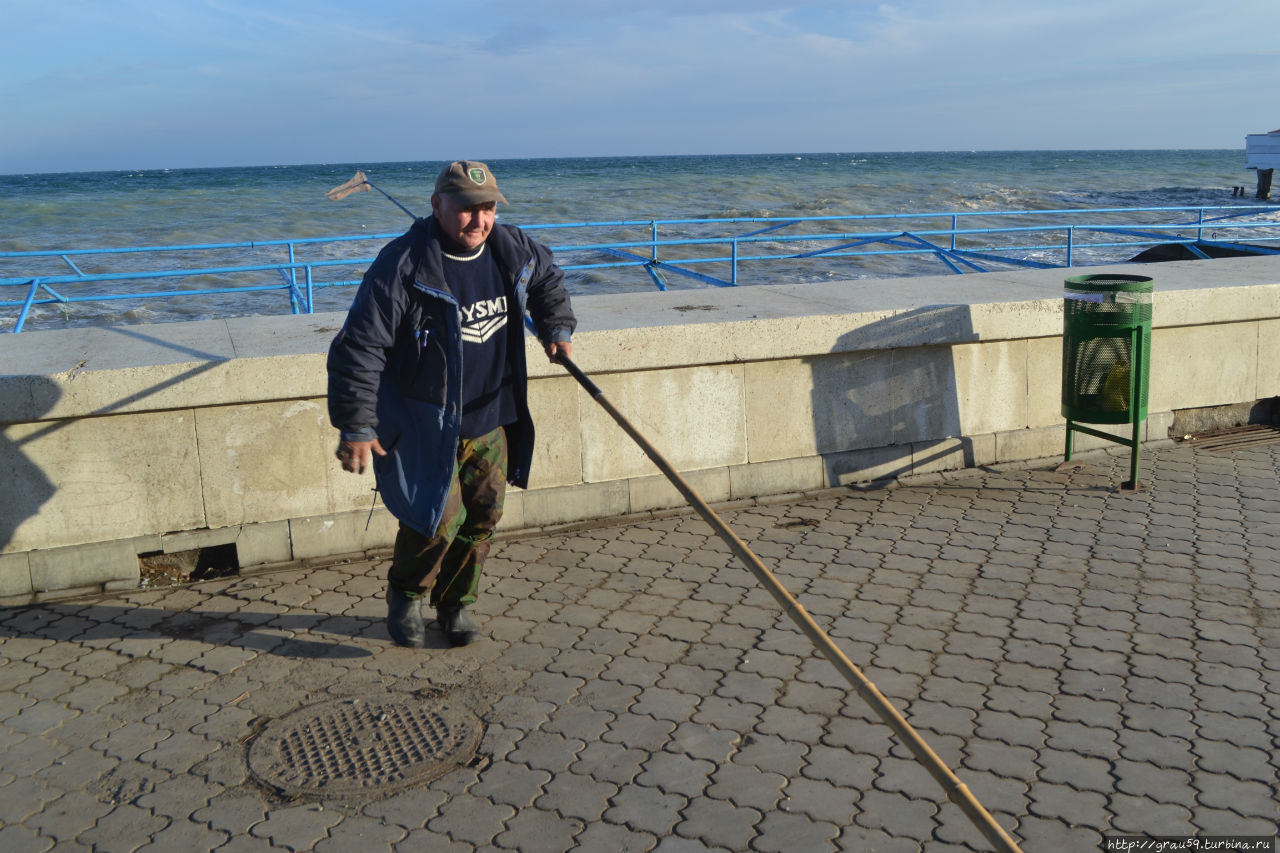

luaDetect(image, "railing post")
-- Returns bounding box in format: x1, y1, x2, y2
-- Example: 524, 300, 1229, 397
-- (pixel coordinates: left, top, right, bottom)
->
732, 239, 738, 285
287, 243, 300, 314
12, 279, 45, 333
305, 265, 314, 314
650, 221, 658, 263
1196, 207, 1205, 242
1066, 227, 1074, 267
951, 214, 958, 252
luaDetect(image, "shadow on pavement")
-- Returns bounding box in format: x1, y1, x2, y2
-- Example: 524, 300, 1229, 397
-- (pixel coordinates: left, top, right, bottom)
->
0, 600, 403, 659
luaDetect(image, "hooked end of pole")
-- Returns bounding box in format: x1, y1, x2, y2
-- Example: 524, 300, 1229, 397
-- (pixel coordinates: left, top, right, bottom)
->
326, 170, 371, 201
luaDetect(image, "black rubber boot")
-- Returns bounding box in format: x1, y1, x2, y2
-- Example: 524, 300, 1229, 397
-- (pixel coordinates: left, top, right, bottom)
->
386, 587, 426, 648
436, 605, 479, 647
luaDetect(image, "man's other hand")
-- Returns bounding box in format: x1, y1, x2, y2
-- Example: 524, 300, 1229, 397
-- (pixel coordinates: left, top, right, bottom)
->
335, 438, 386, 474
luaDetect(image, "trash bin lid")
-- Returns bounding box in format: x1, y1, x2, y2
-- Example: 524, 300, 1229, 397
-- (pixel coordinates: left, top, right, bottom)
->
1065, 273, 1153, 293
1065, 274, 1153, 304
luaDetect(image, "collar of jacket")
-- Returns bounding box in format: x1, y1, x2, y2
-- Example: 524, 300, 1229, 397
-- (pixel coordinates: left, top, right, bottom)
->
409, 216, 529, 294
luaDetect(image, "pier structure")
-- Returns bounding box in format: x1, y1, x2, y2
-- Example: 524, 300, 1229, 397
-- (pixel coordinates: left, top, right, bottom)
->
1246, 129, 1280, 200
1, 256, 1278, 600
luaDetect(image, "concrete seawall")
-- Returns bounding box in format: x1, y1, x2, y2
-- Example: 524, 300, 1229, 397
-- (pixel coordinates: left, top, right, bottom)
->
2, 256, 1278, 600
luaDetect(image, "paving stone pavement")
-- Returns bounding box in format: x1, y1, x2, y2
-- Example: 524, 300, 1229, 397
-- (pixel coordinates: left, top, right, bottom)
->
1, 441, 1278, 852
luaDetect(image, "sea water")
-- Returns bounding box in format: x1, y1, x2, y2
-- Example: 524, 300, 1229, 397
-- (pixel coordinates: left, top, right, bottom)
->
0, 150, 1261, 332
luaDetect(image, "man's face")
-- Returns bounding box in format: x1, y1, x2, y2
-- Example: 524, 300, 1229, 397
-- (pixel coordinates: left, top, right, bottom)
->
432, 194, 496, 250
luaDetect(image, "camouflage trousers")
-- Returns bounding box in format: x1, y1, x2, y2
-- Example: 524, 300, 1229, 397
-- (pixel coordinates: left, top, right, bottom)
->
387, 426, 508, 607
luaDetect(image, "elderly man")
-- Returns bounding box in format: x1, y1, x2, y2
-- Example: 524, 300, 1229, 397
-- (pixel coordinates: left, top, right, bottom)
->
327, 160, 575, 647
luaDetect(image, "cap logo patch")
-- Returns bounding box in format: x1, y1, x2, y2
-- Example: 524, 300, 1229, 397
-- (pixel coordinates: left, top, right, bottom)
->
467, 167, 488, 185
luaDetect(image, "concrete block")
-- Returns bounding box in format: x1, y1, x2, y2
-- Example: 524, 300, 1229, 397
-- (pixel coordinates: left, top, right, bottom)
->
564, 275, 1066, 375
1173, 401, 1280, 436
221, 315, 336, 400
527, 374, 583, 489
807, 347, 963, 454
729, 455, 826, 501
0, 375, 64, 427
0, 315, 347, 424
103, 579, 140, 592
969, 297, 1062, 343
0, 422, 56, 555
821, 444, 914, 486
810, 351, 887, 455
561, 300, 858, 375
628, 467, 731, 514
197, 399, 369, 528
952, 340, 1028, 437
911, 435, 996, 477
744, 359, 817, 462
996, 425, 1067, 463
1258, 318, 1280, 398
522, 480, 630, 529
29, 539, 140, 592
837, 303, 981, 352
212, 353, 329, 406
225, 313, 343, 355
1149, 323, 1257, 413
290, 508, 399, 561
1146, 410, 1176, 442
1154, 279, 1280, 327
35, 585, 106, 603
880, 347, 965, 446
158, 521, 292, 567
580, 365, 747, 482
0, 319, 237, 420
1027, 337, 1064, 428
497, 489, 525, 532
0, 552, 33, 598
235, 521, 293, 567
160, 527, 242, 553
2, 410, 204, 554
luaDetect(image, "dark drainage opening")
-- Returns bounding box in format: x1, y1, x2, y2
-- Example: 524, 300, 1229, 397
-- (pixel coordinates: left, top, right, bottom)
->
1172, 398, 1280, 453
1178, 424, 1280, 453
139, 542, 239, 588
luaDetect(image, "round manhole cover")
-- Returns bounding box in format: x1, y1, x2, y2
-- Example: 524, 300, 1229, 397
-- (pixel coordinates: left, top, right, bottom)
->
248, 693, 482, 799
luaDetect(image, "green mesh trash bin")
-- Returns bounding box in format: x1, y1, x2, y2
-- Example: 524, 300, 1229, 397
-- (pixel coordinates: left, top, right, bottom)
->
1061, 273, 1152, 488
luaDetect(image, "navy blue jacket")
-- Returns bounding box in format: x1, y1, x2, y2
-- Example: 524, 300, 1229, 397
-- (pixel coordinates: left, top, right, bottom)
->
326, 217, 575, 536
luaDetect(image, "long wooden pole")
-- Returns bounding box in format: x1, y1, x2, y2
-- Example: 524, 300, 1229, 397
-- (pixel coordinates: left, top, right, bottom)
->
556, 354, 1024, 853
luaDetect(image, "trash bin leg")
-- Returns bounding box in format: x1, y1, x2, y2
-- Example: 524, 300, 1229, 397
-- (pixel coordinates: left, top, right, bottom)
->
1122, 417, 1142, 489
1064, 420, 1075, 461
1121, 325, 1145, 490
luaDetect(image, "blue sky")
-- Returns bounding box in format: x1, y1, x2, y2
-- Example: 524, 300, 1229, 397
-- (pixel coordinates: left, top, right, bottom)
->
3, 0, 1275, 174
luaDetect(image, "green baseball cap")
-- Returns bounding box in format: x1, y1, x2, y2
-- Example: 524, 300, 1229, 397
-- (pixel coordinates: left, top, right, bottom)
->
433, 160, 508, 206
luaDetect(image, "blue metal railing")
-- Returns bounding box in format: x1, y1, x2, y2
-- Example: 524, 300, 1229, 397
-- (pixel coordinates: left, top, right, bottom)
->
4, 204, 1279, 333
